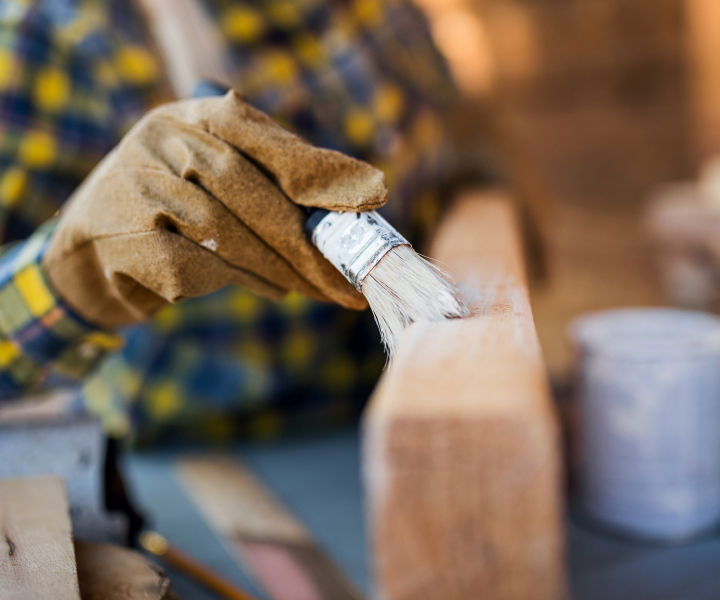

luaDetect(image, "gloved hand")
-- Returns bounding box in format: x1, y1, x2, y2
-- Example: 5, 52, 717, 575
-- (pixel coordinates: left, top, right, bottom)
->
43, 90, 387, 329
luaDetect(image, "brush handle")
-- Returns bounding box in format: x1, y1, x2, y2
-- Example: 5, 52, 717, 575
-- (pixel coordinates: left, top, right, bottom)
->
139, 531, 258, 600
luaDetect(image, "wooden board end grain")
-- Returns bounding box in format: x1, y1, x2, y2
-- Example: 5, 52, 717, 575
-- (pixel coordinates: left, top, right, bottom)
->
0, 476, 80, 600
363, 190, 566, 600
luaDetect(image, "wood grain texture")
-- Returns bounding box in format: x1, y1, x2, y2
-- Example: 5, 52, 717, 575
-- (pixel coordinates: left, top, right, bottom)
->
0, 477, 80, 600
363, 190, 566, 599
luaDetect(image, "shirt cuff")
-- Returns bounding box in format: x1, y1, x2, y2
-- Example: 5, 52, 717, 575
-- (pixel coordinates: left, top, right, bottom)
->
0, 221, 123, 398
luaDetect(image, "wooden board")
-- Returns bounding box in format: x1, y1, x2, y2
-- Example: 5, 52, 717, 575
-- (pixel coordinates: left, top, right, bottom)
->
75, 541, 177, 600
363, 190, 566, 599
0, 477, 80, 599
177, 456, 363, 600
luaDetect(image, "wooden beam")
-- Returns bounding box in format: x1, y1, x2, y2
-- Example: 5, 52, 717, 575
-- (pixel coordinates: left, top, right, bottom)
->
0, 477, 80, 599
363, 189, 566, 599
177, 456, 363, 600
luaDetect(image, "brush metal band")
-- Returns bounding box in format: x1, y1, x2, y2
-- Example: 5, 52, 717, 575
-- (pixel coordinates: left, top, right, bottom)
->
311, 210, 409, 290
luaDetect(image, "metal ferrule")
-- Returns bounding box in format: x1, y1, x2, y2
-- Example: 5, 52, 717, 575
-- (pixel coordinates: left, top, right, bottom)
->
311, 211, 410, 290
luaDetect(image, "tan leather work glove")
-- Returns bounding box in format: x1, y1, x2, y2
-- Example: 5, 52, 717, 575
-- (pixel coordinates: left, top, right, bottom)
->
43, 91, 387, 329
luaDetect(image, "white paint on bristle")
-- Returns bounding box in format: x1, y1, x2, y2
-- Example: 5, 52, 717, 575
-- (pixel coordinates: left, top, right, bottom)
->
362, 245, 468, 357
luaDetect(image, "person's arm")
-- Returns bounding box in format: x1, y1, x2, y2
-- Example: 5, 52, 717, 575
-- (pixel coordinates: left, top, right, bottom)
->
0, 221, 123, 398
0, 1, 166, 398
0, 6, 389, 398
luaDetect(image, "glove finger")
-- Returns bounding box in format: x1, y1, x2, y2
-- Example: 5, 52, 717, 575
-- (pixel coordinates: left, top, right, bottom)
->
116, 104, 369, 309
158, 92, 388, 212
45, 231, 287, 329
141, 168, 364, 306
153, 127, 367, 309
95, 231, 287, 306
74, 162, 362, 306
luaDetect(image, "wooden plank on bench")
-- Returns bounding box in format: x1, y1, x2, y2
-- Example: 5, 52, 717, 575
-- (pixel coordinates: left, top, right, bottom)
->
363, 189, 566, 599
0, 476, 80, 599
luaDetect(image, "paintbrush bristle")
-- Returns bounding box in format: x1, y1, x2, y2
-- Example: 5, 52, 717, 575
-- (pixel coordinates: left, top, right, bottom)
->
361, 245, 468, 357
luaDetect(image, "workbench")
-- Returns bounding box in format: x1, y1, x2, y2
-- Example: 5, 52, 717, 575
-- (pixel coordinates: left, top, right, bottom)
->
126, 427, 720, 600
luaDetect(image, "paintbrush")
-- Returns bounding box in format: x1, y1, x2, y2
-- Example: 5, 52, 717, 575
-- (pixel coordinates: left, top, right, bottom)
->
138, 0, 468, 357
306, 209, 466, 355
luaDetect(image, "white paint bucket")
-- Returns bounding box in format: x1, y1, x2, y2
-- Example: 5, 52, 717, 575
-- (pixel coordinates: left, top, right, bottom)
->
570, 308, 720, 540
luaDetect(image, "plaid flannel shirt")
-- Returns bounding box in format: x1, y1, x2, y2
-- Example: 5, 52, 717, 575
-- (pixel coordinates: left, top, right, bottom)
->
0, 220, 121, 394
0, 0, 461, 443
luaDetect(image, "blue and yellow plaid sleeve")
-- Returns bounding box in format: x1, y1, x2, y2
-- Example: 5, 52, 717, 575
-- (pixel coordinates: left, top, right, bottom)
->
0, 221, 122, 399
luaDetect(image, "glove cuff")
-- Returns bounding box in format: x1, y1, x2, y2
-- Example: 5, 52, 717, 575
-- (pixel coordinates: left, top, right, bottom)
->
0, 221, 122, 397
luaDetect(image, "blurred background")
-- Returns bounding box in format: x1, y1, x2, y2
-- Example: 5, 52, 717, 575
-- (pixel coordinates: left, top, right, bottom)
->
418, 0, 720, 376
